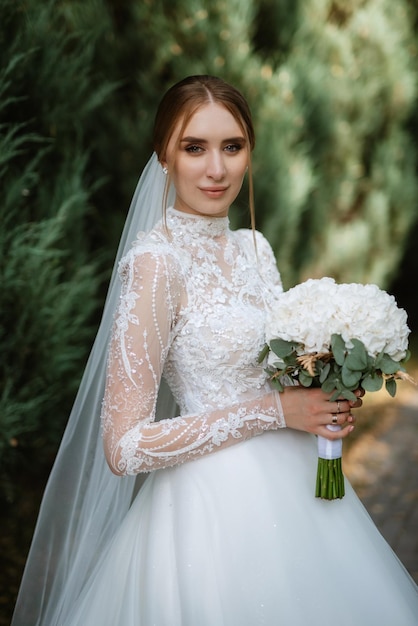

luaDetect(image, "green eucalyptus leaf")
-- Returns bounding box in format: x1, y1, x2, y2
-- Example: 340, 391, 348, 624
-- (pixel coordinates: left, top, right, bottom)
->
299, 369, 313, 387
270, 339, 298, 359
270, 377, 284, 393
265, 366, 277, 376
340, 388, 357, 401
385, 377, 397, 397
286, 354, 299, 368
258, 343, 270, 363
331, 334, 346, 366
332, 360, 342, 374
329, 390, 341, 402
270, 360, 285, 370
367, 353, 375, 369
402, 349, 411, 364
345, 339, 368, 370
362, 372, 383, 392
321, 378, 337, 393
335, 379, 345, 392
376, 349, 385, 362
341, 363, 362, 388
376, 353, 400, 375
319, 362, 331, 383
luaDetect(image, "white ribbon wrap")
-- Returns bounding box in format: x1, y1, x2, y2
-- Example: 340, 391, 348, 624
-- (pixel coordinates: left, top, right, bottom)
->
317, 425, 342, 459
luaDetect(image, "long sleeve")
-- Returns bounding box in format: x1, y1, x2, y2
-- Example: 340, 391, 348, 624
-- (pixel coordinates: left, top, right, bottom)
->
101, 245, 285, 476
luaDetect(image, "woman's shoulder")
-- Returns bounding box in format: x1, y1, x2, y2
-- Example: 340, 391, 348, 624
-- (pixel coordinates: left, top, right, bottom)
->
234, 228, 276, 259
118, 226, 186, 284
124, 221, 184, 260
234, 228, 282, 287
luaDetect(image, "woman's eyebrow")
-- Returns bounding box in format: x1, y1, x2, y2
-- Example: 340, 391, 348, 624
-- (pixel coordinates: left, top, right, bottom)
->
180, 136, 208, 143
180, 136, 246, 143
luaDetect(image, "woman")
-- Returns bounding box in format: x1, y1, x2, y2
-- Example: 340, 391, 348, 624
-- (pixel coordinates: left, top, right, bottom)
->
12, 76, 417, 625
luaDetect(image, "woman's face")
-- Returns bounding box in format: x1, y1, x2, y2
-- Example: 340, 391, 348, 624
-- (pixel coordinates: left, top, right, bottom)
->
163, 102, 249, 218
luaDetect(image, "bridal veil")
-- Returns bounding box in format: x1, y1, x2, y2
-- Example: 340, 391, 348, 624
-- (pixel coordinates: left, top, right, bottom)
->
12, 153, 176, 626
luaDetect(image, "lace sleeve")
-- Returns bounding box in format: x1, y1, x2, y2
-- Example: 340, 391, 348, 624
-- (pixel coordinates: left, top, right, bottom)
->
101, 247, 285, 476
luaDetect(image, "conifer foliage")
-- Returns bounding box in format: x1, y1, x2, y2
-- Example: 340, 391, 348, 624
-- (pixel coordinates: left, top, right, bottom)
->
0, 0, 108, 483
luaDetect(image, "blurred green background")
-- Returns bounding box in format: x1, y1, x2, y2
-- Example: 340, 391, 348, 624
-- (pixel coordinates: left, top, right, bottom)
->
1, 0, 417, 620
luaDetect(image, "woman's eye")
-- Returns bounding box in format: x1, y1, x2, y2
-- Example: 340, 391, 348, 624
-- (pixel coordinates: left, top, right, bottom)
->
185, 145, 203, 153
224, 143, 243, 153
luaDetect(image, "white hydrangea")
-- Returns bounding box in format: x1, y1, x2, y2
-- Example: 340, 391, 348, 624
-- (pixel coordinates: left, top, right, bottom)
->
265, 277, 409, 361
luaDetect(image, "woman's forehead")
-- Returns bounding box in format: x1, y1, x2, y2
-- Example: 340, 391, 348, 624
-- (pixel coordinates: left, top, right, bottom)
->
171, 102, 244, 142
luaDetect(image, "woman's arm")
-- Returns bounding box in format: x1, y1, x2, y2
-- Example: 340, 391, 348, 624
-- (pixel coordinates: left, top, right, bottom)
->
101, 249, 285, 476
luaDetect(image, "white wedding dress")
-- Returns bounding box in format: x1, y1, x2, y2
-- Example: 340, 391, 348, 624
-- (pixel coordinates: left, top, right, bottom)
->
65, 208, 417, 625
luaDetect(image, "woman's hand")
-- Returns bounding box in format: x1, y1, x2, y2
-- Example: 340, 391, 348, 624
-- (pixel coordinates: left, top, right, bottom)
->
280, 386, 364, 440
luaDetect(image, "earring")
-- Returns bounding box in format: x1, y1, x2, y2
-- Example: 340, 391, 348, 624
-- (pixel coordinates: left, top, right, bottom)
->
162, 166, 168, 175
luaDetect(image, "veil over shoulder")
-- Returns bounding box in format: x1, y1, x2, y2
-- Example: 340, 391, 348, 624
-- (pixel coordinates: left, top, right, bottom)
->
12, 153, 176, 626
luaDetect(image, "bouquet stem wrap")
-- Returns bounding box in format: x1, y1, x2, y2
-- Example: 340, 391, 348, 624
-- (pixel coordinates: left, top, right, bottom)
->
315, 426, 345, 499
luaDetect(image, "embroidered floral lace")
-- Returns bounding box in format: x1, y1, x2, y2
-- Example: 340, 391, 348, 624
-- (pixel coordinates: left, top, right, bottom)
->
101, 208, 285, 475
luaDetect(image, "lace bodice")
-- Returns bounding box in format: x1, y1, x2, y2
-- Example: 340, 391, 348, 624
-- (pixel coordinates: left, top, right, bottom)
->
101, 208, 285, 475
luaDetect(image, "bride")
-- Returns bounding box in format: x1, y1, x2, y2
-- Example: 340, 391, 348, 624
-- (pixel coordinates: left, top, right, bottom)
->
12, 75, 417, 625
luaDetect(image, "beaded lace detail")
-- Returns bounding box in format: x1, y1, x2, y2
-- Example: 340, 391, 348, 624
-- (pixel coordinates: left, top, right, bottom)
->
101, 208, 285, 475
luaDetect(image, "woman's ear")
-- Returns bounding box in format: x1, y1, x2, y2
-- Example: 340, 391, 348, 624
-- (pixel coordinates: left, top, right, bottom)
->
160, 158, 168, 174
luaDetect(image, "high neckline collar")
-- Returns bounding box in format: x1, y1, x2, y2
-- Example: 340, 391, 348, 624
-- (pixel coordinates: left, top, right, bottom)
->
167, 207, 230, 238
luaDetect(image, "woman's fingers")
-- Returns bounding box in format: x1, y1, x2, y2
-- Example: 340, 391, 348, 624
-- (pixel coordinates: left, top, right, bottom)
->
280, 386, 361, 436
320, 423, 355, 440
329, 411, 356, 426
332, 394, 363, 414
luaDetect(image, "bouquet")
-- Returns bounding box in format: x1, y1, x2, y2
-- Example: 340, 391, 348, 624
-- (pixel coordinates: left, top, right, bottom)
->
260, 277, 413, 500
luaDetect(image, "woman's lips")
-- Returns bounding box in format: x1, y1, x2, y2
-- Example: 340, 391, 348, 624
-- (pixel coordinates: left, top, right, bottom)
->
199, 186, 229, 198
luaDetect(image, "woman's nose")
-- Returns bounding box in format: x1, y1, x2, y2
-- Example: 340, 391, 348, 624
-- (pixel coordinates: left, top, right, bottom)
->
206, 150, 226, 180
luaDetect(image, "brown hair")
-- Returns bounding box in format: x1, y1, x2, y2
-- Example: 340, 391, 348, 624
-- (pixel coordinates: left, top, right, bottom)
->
153, 75, 256, 232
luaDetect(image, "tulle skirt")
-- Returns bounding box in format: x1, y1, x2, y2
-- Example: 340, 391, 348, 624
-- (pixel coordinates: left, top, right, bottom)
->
65, 429, 418, 625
